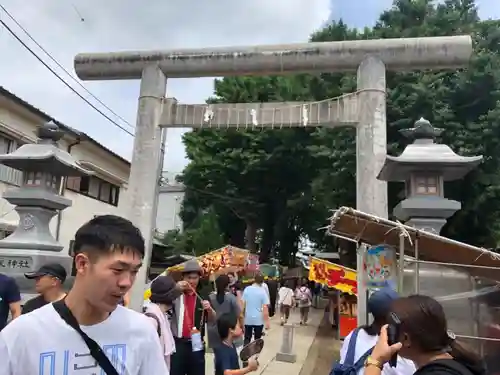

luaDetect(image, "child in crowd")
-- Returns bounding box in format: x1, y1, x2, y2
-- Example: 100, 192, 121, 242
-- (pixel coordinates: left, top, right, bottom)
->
214, 313, 259, 375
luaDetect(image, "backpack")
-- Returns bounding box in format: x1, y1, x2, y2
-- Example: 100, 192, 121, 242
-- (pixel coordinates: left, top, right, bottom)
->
329, 328, 374, 375
299, 287, 310, 303
142, 307, 161, 337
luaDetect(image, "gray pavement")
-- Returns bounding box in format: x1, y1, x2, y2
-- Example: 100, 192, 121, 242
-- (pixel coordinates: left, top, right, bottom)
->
205, 308, 323, 375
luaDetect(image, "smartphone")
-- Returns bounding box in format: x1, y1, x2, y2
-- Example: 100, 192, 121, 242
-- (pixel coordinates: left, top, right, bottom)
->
387, 312, 401, 368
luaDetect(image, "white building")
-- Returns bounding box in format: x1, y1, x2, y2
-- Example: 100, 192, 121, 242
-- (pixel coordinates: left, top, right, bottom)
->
0, 86, 130, 254
155, 182, 185, 236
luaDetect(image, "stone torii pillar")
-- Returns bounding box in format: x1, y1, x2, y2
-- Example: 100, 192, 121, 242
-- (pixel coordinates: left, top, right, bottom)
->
74, 36, 472, 312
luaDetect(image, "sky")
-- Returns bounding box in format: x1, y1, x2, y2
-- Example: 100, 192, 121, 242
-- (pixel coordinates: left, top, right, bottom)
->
0, 0, 498, 176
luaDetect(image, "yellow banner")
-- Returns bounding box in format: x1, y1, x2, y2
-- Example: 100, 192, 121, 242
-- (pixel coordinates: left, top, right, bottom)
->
308, 257, 357, 295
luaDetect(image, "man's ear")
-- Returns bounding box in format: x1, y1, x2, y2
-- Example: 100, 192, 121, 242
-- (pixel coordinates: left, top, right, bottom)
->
74, 253, 90, 274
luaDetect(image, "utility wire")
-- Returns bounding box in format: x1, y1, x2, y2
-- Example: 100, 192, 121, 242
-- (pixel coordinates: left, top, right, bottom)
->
0, 11, 135, 137
0, 2, 134, 130
0, 3, 132, 130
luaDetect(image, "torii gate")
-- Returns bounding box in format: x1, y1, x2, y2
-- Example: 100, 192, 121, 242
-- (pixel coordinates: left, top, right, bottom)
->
74, 35, 472, 315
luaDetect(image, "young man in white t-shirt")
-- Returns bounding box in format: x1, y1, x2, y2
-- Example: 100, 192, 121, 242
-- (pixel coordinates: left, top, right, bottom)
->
0, 215, 167, 375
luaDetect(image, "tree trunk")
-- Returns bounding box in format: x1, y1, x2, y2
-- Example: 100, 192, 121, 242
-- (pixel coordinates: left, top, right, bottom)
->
245, 220, 257, 252
278, 223, 300, 267
260, 209, 275, 263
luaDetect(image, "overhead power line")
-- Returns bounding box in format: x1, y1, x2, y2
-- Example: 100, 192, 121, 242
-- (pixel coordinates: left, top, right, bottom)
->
0, 6, 135, 137
0, 3, 134, 130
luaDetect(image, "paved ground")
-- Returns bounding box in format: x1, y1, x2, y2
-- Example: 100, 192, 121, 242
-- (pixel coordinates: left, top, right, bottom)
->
298, 311, 341, 375
206, 308, 324, 375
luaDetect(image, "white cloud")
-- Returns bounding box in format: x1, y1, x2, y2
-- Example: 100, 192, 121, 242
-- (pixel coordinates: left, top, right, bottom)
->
0, 0, 331, 173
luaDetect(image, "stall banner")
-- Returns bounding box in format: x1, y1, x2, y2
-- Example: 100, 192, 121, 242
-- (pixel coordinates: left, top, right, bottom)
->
308, 257, 357, 295
364, 244, 397, 289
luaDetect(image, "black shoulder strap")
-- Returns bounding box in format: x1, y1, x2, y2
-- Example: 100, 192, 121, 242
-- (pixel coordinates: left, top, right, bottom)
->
144, 312, 162, 337
52, 300, 119, 375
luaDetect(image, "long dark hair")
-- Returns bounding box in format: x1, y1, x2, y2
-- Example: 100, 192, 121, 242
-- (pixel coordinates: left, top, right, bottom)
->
215, 274, 230, 304
363, 319, 384, 336
391, 295, 482, 368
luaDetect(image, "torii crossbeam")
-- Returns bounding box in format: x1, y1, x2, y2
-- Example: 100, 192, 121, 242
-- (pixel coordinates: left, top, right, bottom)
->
73, 35, 472, 314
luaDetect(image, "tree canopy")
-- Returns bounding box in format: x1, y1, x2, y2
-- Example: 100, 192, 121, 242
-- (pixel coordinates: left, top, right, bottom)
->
176, 0, 500, 266
159, 206, 225, 256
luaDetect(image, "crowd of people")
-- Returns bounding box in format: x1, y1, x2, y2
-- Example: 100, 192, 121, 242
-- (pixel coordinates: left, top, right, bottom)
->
338, 288, 487, 375
0, 214, 494, 375
0, 215, 282, 375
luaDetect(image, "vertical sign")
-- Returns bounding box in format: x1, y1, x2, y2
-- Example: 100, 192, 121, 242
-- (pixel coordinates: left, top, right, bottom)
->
364, 244, 397, 289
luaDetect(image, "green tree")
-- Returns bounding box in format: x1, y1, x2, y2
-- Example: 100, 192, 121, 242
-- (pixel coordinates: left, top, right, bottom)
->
303, 0, 500, 249
161, 207, 225, 256
180, 0, 500, 265
180, 76, 319, 261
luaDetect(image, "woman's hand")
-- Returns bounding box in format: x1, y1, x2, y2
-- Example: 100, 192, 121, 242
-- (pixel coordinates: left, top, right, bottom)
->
371, 325, 403, 364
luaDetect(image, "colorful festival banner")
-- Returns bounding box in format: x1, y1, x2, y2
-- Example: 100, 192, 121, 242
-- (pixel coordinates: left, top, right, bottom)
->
308, 257, 357, 295
364, 244, 397, 289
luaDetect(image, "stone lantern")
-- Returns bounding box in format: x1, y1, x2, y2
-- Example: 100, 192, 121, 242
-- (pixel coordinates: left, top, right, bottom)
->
0, 121, 92, 278
377, 118, 483, 234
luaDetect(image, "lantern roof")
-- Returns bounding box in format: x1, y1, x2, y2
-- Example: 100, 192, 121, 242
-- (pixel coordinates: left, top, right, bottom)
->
0, 121, 93, 176
377, 118, 482, 182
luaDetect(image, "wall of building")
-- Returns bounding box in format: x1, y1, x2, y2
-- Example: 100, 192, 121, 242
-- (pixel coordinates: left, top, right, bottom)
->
0, 92, 131, 255
51, 138, 131, 254
0, 104, 39, 233
156, 186, 184, 235
53, 189, 129, 255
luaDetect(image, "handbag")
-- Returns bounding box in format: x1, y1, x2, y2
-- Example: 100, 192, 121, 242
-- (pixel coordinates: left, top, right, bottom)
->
52, 299, 119, 375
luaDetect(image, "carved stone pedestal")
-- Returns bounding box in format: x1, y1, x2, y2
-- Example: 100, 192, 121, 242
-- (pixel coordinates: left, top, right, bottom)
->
276, 323, 297, 363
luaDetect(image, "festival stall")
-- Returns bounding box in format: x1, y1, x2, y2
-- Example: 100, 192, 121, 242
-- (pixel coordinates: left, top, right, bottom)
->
166, 245, 250, 279
240, 262, 280, 285
143, 245, 251, 300
326, 206, 500, 358
308, 257, 358, 338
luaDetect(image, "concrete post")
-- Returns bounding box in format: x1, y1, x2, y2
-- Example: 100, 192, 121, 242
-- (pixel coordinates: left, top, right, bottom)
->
276, 323, 297, 363
122, 65, 167, 312
355, 56, 388, 325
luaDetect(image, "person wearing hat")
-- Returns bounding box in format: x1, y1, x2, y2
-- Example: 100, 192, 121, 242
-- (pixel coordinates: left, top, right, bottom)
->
170, 259, 215, 375
22, 263, 67, 314
339, 287, 416, 375
144, 275, 182, 372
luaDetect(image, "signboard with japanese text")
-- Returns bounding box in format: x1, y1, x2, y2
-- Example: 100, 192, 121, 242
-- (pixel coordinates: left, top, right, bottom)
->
0, 256, 32, 272
364, 244, 397, 289
308, 257, 357, 295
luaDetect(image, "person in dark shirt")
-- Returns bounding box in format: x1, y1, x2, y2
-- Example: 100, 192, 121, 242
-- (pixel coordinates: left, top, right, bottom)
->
214, 313, 258, 375
0, 273, 21, 330
22, 263, 67, 314
365, 295, 485, 375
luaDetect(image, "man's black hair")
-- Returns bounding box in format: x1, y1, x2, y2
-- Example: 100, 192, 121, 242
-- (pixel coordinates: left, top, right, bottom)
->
217, 313, 238, 340
73, 215, 145, 258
